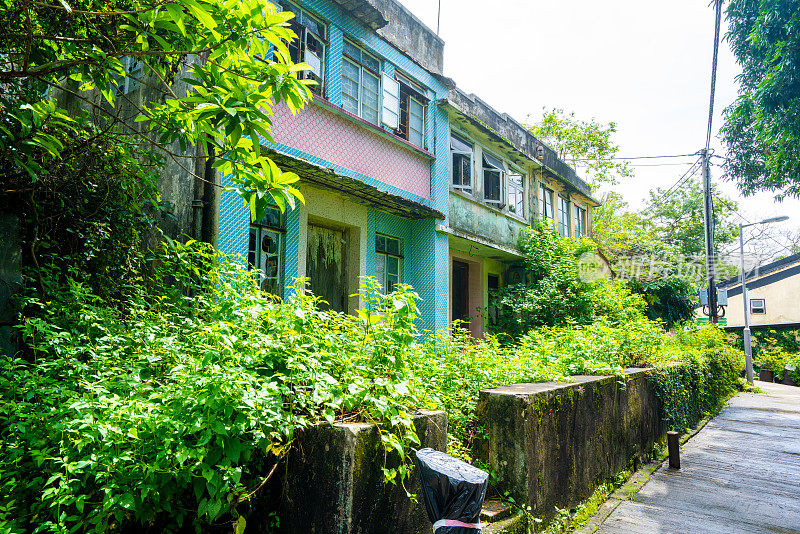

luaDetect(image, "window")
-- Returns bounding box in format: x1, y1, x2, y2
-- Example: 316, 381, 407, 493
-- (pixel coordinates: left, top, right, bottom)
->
483, 152, 505, 208
574, 205, 587, 237
451, 134, 473, 194
540, 185, 554, 220
375, 235, 402, 292
342, 40, 381, 124
558, 196, 570, 237
395, 76, 427, 148
114, 56, 143, 95
508, 172, 525, 218
248, 208, 285, 297
750, 298, 766, 315
281, 1, 326, 96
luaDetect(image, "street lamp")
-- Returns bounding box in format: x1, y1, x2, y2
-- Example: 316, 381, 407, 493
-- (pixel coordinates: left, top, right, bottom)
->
739, 215, 790, 384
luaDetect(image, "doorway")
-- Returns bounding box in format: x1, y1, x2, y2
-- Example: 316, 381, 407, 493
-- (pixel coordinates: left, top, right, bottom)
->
452, 260, 470, 325
306, 224, 348, 312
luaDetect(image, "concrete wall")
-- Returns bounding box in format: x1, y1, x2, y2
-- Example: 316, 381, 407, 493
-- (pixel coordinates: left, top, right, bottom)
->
370, 0, 444, 75
475, 370, 665, 521
278, 410, 447, 533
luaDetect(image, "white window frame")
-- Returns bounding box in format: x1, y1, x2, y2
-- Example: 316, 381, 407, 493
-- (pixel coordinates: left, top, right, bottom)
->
482, 151, 506, 208
342, 40, 381, 125
507, 169, 525, 219
540, 185, 554, 220
407, 96, 425, 148
280, 2, 327, 96
558, 196, 570, 237
750, 298, 766, 315
249, 226, 284, 297
375, 234, 403, 293
381, 73, 400, 129
450, 133, 474, 194
574, 204, 587, 237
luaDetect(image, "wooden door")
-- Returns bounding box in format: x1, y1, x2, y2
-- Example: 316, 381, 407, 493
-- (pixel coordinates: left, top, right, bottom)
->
306, 224, 347, 312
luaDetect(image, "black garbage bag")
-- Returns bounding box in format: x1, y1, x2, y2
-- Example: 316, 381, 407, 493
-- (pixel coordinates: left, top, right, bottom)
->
415, 448, 489, 534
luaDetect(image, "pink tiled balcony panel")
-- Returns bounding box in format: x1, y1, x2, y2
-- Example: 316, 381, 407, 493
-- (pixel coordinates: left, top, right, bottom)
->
270, 101, 432, 199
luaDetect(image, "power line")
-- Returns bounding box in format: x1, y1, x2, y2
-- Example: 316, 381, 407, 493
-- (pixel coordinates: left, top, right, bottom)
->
572, 152, 699, 162
705, 1, 723, 152
639, 158, 702, 214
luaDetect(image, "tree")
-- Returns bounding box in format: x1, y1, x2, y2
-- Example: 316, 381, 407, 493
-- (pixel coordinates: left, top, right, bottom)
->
1, 0, 311, 220
526, 108, 634, 188
721, 0, 800, 198
644, 178, 739, 260
592, 193, 697, 329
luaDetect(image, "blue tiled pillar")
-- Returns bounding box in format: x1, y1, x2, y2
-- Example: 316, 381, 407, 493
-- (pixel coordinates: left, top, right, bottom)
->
282, 205, 303, 302
325, 25, 343, 105
218, 175, 249, 261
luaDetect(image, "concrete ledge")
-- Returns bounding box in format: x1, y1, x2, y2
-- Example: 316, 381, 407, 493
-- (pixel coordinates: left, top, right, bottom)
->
279, 410, 447, 533
475, 370, 665, 522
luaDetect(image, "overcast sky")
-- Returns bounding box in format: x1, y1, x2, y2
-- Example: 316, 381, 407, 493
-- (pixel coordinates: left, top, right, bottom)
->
397, 0, 799, 255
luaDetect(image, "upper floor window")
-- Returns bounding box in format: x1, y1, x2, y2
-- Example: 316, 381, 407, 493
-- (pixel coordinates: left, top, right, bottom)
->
395, 74, 427, 148
540, 185, 554, 220
281, 1, 326, 96
248, 207, 285, 297
483, 152, 505, 208
558, 196, 570, 237
508, 171, 525, 218
451, 134, 473, 194
375, 234, 402, 292
574, 205, 587, 237
342, 40, 381, 124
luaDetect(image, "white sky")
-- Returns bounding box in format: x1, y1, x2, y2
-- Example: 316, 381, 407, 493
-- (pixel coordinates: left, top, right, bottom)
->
396, 0, 800, 254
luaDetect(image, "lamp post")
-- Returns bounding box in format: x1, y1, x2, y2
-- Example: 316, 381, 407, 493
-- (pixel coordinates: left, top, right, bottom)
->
739, 215, 790, 384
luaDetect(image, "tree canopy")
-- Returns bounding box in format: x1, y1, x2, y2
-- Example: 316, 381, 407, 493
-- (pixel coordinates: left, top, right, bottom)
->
526, 108, 634, 188
721, 0, 800, 199
1, 0, 311, 219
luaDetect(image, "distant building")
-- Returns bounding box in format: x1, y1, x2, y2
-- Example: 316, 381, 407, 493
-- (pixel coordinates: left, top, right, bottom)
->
717, 252, 800, 329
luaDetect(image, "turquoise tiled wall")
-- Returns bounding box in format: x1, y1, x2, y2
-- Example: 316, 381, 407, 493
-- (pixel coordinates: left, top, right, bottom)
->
220, 0, 452, 332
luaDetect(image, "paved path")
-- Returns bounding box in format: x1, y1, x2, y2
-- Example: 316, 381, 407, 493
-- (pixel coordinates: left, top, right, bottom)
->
596, 381, 800, 534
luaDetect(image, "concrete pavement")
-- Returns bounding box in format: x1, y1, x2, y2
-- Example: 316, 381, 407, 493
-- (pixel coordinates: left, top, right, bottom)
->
595, 381, 800, 534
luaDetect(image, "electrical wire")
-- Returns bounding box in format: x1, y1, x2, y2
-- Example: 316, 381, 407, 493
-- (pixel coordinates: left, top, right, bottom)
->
572, 152, 699, 162
639, 158, 702, 214
705, 0, 723, 153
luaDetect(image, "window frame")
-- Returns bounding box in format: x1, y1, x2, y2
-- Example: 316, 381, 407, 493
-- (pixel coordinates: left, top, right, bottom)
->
574, 204, 587, 237
750, 298, 766, 315
395, 76, 428, 148
558, 196, 571, 237
375, 234, 403, 293
281, 1, 327, 96
341, 39, 381, 125
507, 169, 525, 219
540, 185, 554, 220
482, 151, 506, 208
450, 133, 474, 194
248, 208, 286, 297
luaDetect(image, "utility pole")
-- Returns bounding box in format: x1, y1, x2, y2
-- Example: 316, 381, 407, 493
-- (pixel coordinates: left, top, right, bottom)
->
702, 148, 718, 323
702, 0, 723, 323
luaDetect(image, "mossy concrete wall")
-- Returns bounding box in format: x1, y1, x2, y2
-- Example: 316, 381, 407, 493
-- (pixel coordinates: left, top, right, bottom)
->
279, 410, 447, 534
475, 370, 664, 521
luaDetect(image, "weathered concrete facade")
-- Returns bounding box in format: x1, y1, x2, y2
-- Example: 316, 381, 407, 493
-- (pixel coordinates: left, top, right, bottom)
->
475, 370, 665, 521
439, 87, 599, 336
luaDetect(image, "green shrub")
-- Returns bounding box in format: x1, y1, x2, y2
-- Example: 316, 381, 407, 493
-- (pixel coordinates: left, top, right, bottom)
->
488, 223, 650, 340
1, 242, 423, 534
646, 325, 744, 432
